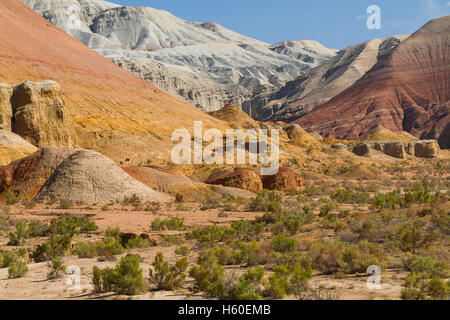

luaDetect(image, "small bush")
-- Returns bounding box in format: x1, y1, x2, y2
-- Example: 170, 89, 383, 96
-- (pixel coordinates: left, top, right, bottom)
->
47, 257, 67, 279
8, 221, 30, 246
234, 240, 264, 266
149, 252, 188, 290
28, 220, 50, 237
125, 236, 151, 249
265, 263, 312, 299
151, 217, 186, 231
32, 235, 72, 262
8, 260, 28, 278
272, 234, 298, 254
5, 190, 20, 205
401, 272, 449, 300
92, 254, 145, 295
175, 246, 190, 256
190, 252, 225, 297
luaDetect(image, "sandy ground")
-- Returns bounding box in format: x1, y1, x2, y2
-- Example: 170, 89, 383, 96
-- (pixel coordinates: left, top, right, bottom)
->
0, 204, 407, 300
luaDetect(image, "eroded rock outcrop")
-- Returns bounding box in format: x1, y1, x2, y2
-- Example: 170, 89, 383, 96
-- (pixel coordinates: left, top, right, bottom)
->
34, 150, 173, 204
205, 168, 263, 192
351, 140, 439, 159
10, 81, 74, 148
262, 167, 303, 191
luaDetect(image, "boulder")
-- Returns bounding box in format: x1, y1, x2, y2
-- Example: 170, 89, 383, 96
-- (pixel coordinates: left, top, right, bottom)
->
383, 142, 406, 159
205, 168, 263, 192
410, 140, 439, 158
34, 150, 173, 204
262, 167, 303, 191
11, 81, 74, 147
352, 143, 371, 156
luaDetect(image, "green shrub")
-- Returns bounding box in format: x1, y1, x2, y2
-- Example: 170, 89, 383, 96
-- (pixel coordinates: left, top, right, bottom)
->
49, 216, 98, 237
8, 260, 28, 278
319, 204, 332, 217
47, 257, 67, 279
229, 267, 265, 300
190, 251, 226, 297
28, 220, 50, 237
389, 220, 437, 253
224, 220, 265, 242
265, 263, 312, 299
5, 190, 20, 205
249, 191, 282, 213
72, 242, 98, 258
175, 246, 190, 256
330, 189, 370, 204
186, 225, 224, 245
32, 235, 72, 262
234, 240, 264, 266
401, 272, 449, 300
151, 217, 186, 231
8, 221, 30, 246
92, 255, 145, 295
272, 234, 297, 253
125, 236, 151, 249
149, 252, 188, 290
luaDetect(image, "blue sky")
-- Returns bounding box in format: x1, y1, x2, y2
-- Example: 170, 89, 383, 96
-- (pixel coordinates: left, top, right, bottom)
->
113, 0, 450, 49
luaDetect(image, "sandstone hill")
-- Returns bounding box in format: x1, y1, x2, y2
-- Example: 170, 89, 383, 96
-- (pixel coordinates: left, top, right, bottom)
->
34, 150, 173, 204
294, 16, 450, 145
0, 0, 226, 162
258, 36, 408, 122
360, 125, 418, 143
22, 0, 336, 114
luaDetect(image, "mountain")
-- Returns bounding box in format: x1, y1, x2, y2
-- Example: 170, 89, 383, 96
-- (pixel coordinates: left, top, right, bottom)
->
294, 16, 449, 144
0, 0, 225, 162
256, 36, 408, 122
22, 0, 336, 113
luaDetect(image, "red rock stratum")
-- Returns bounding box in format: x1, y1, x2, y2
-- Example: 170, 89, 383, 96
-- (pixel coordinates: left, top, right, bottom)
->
0, 0, 225, 160
294, 16, 449, 142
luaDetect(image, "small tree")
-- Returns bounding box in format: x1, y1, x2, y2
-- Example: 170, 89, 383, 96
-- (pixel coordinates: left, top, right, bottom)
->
47, 257, 67, 279
149, 252, 188, 290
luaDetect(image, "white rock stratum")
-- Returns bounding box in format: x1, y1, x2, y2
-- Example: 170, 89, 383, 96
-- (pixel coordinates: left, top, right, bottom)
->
22, 0, 336, 114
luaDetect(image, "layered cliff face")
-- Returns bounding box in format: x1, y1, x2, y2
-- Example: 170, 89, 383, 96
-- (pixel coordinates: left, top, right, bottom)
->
22, 0, 336, 113
294, 16, 449, 144
1, 0, 225, 162
250, 36, 408, 122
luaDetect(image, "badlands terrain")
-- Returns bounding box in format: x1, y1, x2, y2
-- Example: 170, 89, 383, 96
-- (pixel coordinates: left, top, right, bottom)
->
0, 0, 448, 300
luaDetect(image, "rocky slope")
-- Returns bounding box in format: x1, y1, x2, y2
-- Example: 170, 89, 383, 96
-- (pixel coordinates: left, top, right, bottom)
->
1, 0, 225, 163
22, 0, 336, 113
294, 16, 450, 144
252, 36, 408, 122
